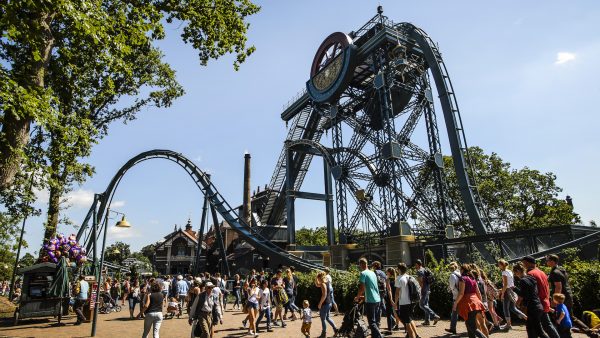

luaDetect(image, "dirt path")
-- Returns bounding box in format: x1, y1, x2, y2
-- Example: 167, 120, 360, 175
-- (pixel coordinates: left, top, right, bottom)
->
0, 303, 587, 338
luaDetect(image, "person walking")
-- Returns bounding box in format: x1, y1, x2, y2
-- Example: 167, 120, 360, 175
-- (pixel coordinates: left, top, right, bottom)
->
512, 263, 549, 338
415, 259, 440, 325
255, 279, 273, 333
522, 256, 561, 338
316, 271, 337, 338
323, 267, 340, 316
546, 254, 586, 330
497, 259, 527, 330
385, 267, 401, 331
142, 281, 164, 338
283, 268, 299, 320
123, 277, 130, 306
395, 263, 421, 338
73, 275, 89, 325
355, 258, 382, 338
232, 274, 242, 310
453, 264, 488, 338
446, 262, 462, 335
189, 281, 218, 338
480, 269, 502, 330
128, 280, 141, 320
372, 261, 391, 333
176, 275, 190, 315
244, 279, 260, 337
270, 269, 287, 327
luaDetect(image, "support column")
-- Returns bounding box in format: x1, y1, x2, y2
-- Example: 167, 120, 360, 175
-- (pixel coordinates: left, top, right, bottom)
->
285, 143, 296, 245
166, 246, 171, 273
324, 160, 335, 246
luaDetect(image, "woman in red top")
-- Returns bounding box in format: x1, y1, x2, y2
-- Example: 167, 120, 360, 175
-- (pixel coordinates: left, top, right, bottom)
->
452, 264, 489, 338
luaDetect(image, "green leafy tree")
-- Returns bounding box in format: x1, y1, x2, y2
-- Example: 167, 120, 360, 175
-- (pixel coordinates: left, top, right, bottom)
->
295, 226, 331, 246
435, 146, 580, 234
17, 252, 36, 269
140, 242, 160, 262
0, 0, 260, 242
104, 241, 131, 265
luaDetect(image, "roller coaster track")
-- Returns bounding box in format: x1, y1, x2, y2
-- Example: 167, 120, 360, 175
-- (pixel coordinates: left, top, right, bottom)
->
76, 150, 323, 272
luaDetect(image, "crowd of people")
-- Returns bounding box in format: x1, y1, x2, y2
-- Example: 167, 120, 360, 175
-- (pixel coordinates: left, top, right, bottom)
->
9, 252, 600, 338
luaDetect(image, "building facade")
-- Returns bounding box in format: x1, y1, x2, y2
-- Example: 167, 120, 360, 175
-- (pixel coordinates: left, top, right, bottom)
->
154, 220, 199, 275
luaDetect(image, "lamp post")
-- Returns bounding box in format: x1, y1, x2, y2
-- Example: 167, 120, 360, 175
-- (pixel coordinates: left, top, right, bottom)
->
91, 208, 131, 337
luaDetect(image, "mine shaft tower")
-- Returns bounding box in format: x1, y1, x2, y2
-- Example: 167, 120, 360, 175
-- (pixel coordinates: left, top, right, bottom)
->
259, 8, 490, 246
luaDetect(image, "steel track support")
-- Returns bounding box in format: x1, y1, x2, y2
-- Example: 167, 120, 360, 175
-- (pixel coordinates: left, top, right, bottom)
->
285, 143, 296, 245
324, 159, 336, 246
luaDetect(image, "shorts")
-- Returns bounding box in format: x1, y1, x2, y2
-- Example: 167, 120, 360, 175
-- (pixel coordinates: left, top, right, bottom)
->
397, 303, 415, 324
247, 302, 258, 310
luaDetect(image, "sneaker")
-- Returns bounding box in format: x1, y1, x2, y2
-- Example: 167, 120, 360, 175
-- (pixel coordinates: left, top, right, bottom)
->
499, 324, 511, 331
444, 328, 456, 334
281, 321, 287, 328
242, 319, 248, 328
422, 321, 431, 326
267, 327, 273, 332
433, 315, 440, 325
272, 321, 280, 327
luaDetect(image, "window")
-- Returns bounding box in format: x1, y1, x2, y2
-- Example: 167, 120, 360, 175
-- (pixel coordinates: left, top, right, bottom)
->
177, 245, 185, 256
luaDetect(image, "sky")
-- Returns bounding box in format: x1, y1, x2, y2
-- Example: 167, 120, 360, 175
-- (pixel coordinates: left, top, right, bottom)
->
22, 1, 600, 255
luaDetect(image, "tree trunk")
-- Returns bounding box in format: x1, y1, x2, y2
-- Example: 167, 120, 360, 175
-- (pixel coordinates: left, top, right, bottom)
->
44, 181, 61, 243
0, 12, 55, 190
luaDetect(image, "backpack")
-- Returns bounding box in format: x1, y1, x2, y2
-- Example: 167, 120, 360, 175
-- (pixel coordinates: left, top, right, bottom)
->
406, 276, 421, 303
423, 268, 435, 285
375, 270, 388, 298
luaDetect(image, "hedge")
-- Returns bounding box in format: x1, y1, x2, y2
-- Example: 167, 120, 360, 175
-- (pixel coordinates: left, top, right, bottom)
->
293, 251, 600, 318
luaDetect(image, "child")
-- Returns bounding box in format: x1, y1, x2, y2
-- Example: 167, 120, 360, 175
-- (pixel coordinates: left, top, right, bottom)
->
255, 279, 272, 333
301, 300, 312, 337
166, 297, 179, 319
554, 293, 573, 338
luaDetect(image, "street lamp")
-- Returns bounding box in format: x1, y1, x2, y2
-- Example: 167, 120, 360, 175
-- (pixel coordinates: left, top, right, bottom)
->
91, 207, 131, 337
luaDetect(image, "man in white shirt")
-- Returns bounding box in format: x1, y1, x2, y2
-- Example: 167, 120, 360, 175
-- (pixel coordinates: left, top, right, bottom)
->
446, 262, 461, 334
394, 263, 420, 338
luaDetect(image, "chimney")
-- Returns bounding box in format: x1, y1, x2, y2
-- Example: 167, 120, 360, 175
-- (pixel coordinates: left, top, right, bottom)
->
243, 153, 252, 225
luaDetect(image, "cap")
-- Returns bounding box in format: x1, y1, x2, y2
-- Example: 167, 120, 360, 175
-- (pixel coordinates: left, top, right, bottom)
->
204, 281, 214, 288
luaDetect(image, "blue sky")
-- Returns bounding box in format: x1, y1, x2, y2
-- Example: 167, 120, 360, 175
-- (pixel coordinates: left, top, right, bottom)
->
24, 1, 600, 255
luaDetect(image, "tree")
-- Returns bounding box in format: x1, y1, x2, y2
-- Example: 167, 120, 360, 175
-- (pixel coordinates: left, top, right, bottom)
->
104, 241, 131, 265
295, 226, 331, 246
18, 252, 35, 269
0, 0, 260, 241
140, 242, 160, 262
431, 147, 580, 234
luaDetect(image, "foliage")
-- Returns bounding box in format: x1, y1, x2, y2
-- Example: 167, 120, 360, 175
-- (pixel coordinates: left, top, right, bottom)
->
432, 146, 580, 235
296, 226, 338, 246
104, 241, 131, 265
295, 266, 360, 311
140, 242, 160, 262
18, 252, 36, 269
0, 0, 260, 243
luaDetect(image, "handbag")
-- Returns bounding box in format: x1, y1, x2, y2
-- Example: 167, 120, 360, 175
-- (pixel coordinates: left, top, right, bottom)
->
193, 319, 202, 337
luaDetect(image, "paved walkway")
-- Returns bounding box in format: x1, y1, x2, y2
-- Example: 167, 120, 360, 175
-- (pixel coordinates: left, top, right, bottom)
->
0, 304, 587, 337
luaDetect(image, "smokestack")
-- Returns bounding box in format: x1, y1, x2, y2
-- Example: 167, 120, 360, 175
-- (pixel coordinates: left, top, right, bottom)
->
243, 153, 252, 225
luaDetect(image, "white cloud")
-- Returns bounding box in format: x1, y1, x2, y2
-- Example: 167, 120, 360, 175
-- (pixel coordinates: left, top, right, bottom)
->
108, 225, 142, 239
111, 200, 126, 208
555, 52, 576, 65
66, 189, 95, 208
65, 189, 125, 209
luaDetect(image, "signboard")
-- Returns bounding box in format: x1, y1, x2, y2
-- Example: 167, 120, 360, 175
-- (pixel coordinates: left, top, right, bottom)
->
89, 283, 98, 310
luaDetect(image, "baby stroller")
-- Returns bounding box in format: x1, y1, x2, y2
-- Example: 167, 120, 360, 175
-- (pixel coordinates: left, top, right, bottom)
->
99, 292, 122, 314
336, 302, 370, 338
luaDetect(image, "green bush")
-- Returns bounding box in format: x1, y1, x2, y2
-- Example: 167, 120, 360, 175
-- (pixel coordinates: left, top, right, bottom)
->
294, 253, 600, 316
